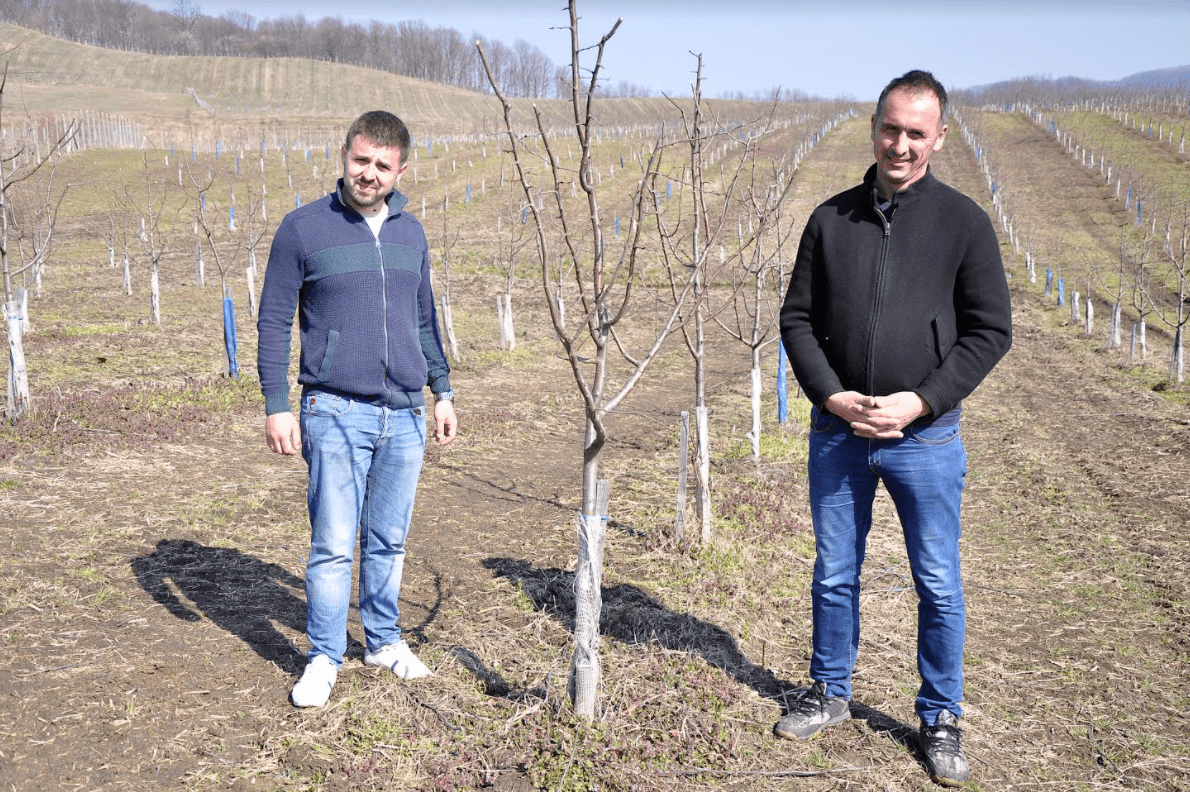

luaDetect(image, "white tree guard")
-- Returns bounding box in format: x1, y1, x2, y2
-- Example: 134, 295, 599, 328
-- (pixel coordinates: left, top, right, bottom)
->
5, 300, 29, 417
246, 266, 258, 318
149, 263, 160, 327
570, 480, 608, 719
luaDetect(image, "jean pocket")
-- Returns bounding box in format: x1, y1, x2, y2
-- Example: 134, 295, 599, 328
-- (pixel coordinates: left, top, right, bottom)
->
303, 391, 353, 417
906, 421, 961, 446
809, 407, 841, 434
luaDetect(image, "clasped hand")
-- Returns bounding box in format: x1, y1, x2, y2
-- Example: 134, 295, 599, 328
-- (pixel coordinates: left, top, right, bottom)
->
824, 390, 930, 439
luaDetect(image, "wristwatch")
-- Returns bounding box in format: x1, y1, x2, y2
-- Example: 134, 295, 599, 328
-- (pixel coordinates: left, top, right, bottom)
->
434, 389, 455, 403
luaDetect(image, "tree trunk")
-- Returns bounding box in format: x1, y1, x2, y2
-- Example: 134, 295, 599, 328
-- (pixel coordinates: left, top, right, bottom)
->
749, 347, 762, 460
696, 404, 710, 544
676, 411, 689, 545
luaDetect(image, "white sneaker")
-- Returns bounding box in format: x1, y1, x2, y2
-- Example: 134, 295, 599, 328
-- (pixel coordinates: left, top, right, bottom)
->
291, 655, 338, 707
365, 640, 432, 680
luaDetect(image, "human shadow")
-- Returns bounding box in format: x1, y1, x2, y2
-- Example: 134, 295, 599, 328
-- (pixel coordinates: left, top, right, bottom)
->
481, 556, 925, 747
131, 539, 308, 673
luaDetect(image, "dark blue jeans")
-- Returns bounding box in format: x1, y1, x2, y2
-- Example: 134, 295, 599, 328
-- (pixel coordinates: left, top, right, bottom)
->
807, 406, 967, 724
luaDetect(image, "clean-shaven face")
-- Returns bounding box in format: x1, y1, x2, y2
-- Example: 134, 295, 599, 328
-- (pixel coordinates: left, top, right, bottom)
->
340, 135, 406, 214
871, 87, 947, 195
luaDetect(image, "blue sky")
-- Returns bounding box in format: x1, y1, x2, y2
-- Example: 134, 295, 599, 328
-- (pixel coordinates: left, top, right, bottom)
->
144, 0, 1189, 100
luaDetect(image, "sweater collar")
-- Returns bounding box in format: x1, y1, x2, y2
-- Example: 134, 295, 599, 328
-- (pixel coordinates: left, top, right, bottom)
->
334, 179, 410, 218
864, 163, 936, 210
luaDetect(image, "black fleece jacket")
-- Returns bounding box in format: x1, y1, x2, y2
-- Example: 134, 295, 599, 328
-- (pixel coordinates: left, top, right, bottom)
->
780, 165, 1012, 419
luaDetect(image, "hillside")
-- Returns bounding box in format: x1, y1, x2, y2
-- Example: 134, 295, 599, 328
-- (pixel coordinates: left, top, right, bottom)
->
0, 23, 808, 138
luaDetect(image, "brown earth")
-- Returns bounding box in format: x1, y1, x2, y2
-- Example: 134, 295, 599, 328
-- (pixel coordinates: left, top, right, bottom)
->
1, 108, 1189, 792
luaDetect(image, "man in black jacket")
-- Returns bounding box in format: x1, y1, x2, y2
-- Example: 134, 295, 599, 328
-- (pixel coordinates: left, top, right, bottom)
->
777, 70, 1012, 787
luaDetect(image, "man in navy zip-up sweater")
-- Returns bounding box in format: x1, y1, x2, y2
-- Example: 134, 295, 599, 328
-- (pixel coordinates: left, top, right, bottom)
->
257, 111, 457, 708
777, 72, 1011, 786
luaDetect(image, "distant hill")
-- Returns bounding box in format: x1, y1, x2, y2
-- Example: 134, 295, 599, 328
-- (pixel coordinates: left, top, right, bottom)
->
0, 23, 808, 139
1117, 65, 1190, 91
958, 65, 1190, 104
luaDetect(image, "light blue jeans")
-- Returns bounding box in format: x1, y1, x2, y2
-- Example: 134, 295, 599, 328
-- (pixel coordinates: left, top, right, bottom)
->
806, 406, 967, 725
300, 387, 426, 665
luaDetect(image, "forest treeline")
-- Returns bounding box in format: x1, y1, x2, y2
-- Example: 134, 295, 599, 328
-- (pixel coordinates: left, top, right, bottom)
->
0, 0, 657, 99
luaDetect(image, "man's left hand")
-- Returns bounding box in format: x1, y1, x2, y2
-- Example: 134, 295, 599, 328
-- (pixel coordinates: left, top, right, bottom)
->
849, 391, 930, 439
434, 400, 458, 446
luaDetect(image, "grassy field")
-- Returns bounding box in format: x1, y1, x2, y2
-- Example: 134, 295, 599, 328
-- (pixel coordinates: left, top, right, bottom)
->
1, 30, 1189, 792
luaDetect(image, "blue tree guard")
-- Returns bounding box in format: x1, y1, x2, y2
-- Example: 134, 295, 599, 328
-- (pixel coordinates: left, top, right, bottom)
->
666, 180, 672, 201
215, 141, 221, 159
1057, 278, 1065, 306
1137, 201, 1142, 226
296, 195, 302, 208
1126, 186, 1132, 210
223, 297, 240, 379
229, 207, 235, 230
614, 214, 620, 237
1044, 268, 1053, 296
777, 343, 788, 423
521, 205, 527, 224
466, 183, 471, 203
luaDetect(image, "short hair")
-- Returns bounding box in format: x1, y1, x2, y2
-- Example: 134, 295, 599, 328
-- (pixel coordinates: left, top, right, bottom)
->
345, 111, 411, 165
874, 70, 948, 129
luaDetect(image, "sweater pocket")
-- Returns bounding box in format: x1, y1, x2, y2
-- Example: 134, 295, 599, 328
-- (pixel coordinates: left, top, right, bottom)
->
930, 315, 954, 366
316, 329, 340, 382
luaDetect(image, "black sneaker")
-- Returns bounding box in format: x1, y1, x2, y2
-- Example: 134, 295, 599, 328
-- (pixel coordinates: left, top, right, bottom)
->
920, 710, 970, 786
773, 681, 850, 740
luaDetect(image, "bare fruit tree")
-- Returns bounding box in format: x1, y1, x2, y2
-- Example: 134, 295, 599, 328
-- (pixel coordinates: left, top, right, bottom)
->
0, 59, 77, 417
1151, 196, 1190, 383
477, 1, 703, 718
710, 174, 797, 461
651, 59, 793, 540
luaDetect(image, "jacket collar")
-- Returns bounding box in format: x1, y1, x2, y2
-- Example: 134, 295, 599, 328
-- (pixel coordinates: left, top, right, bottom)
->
334, 178, 410, 217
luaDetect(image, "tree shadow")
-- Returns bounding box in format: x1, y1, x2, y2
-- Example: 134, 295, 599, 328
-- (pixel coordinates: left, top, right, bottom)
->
482, 557, 792, 700
481, 556, 923, 746
444, 645, 547, 702
131, 538, 309, 673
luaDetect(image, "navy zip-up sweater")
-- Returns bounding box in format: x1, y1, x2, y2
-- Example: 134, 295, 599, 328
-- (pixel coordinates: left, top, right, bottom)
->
780, 165, 1011, 419
257, 181, 451, 415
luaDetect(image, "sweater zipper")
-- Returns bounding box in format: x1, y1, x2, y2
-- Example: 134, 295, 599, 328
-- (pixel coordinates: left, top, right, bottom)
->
866, 206, 892, 395
376, 233, 389, 395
